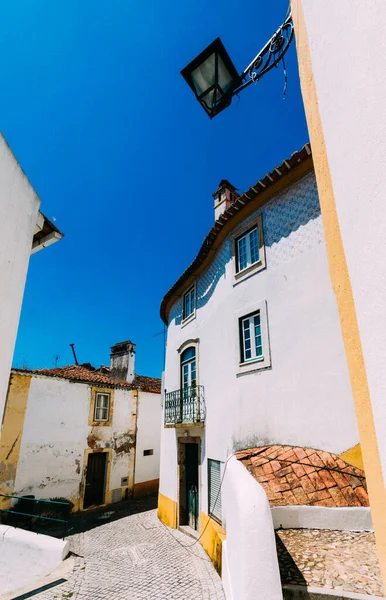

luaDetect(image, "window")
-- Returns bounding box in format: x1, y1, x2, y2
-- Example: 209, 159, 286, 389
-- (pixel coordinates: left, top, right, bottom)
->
181, 347, 197, 389
208, 459, 222, 524
236, 226, 259, 273
235, 300, 271, 375
94, 393, 110, 421
143, 449, 154, 456
232, 217, 265, 283
240, 311, 263, 363
183, 285, 195, 321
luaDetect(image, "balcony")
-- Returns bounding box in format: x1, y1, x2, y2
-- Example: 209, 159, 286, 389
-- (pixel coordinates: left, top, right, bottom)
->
164, 385, 206, 427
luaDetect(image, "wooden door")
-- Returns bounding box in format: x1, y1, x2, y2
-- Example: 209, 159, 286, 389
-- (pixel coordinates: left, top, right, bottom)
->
185, 443, 199, 530
83, 452, 107, 508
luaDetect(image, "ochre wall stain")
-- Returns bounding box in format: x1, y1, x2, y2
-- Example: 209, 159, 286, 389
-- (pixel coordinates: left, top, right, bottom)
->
0, 374, 31, 509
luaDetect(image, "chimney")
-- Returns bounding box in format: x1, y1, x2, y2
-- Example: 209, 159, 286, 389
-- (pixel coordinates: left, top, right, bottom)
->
213, 179, 238, 221
110, 341, 136, 383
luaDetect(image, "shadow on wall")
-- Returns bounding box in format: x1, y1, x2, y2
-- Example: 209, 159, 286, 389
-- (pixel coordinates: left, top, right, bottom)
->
170, 173, 321, 325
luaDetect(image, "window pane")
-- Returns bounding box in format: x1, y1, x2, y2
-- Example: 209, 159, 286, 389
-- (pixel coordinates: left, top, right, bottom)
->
249, 228, 259, 264
237, 236, 248, 271
183, 287, 195, 319
181, 347, 196, 362
243, 318, 252, 360
191, 361, 196, 386
102, 407, 108, 420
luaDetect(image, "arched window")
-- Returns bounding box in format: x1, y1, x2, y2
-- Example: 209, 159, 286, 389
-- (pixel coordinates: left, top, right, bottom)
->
181, 346, 196, 391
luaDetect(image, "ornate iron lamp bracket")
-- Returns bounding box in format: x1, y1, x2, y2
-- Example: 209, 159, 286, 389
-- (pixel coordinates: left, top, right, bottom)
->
235, 11, 294, 95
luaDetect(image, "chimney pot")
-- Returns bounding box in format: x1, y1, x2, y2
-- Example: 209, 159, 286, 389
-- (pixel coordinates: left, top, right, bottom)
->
110, 340, 136, 383
213, 179, 238, 220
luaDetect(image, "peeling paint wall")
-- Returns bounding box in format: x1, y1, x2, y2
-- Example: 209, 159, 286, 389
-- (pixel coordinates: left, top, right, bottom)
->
10, 376, 139, 509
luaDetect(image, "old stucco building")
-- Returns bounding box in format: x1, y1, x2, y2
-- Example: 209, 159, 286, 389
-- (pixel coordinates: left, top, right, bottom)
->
158, 145, 370, 598
0, 133, 63, 426
0, 341, 161, 511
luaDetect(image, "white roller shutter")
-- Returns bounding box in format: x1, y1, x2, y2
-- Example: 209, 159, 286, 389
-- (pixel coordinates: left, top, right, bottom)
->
208, 459, 222, 524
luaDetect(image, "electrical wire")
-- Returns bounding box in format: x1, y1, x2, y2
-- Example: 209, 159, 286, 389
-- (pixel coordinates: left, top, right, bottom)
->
158, 453, 235, 562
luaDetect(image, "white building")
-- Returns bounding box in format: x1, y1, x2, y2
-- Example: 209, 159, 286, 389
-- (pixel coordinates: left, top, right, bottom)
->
0, 133, 63, 425
158, 145, 366, 594
0, 341, 161, 511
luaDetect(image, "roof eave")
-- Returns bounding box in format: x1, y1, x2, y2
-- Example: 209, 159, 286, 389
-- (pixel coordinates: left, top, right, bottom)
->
160, 144, 313, 325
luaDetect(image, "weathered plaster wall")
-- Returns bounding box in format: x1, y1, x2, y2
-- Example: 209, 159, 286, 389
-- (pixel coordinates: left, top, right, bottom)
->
12, 376, 137, 508
13, 376, 89, 501
0, 374, 31, 509
0, 135, 40, 424
134, 391, 161, 493
159, 173, 359, 512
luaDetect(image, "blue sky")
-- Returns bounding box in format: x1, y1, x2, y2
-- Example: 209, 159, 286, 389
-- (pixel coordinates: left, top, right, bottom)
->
5, 0, 308, 377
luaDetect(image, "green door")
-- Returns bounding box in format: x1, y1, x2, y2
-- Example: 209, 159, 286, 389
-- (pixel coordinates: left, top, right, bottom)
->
185, 443, 199, 530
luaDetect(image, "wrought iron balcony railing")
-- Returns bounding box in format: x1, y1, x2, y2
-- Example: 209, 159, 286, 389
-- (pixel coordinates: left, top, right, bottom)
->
164, 385, 206, 427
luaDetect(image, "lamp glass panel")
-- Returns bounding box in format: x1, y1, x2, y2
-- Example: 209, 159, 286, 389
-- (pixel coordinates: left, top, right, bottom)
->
217, 54, 235, 93
191, 52, 216, 95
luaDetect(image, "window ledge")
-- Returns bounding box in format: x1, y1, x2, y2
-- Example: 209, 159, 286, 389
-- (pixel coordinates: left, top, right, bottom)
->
233, 260, 265, 286
181, 312, 196, 328
239, 356, 264, 368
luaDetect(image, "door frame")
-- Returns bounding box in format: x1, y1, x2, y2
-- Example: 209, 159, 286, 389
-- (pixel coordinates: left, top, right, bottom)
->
80, 448, 112, 511
177, 436, 201, 529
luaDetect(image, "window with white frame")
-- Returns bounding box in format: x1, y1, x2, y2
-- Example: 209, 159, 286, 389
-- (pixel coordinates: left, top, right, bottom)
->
232, 217, 265, 283
239, 310, 263, 363
183, 285, 195, 321
236, 225, 259, 273
94, 392, 110, 421
236, 300, 271, 375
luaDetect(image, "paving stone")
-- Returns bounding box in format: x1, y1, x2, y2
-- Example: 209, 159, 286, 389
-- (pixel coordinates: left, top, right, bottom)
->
276, 528, 384, 597
32, 507, 225, 600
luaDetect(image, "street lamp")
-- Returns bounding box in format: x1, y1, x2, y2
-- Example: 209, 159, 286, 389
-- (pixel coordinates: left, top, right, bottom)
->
180, 11, 294, 119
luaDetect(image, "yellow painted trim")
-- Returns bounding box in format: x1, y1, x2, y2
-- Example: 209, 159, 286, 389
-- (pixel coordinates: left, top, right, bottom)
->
292, 0, 386, 586
157, 491, 177, 528
0, 374, 31, 509
199, 512, 226, 575
339, 444, 364, 471
88, 386, 115, 427
80, 447, 113, 510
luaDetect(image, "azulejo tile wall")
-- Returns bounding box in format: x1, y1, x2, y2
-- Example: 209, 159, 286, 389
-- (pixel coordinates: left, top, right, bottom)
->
170, 172, 322, 325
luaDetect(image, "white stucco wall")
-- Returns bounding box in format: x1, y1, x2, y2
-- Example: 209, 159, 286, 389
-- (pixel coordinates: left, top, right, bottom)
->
0, 525, 69, 595
159, 172, 359, 509
300, 0, 386, 484
14, 376, 138, 503
134, 391, 161, 485
14, 377, 90, 500
222, 457, 282, 600
0, 135, 41, 424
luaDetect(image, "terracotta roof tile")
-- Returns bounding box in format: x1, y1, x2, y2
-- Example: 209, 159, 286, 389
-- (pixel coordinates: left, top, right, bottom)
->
12, 365, 161, 394
237, 445, 369, 508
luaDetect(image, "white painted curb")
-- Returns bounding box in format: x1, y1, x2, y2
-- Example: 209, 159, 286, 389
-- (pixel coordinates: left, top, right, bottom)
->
271, 506, 373, 532
0, 525, 69, 596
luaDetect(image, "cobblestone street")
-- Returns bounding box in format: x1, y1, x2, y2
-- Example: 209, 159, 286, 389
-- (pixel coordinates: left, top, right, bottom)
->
277, 528, 384, 596
31, 502, 225, 600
